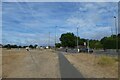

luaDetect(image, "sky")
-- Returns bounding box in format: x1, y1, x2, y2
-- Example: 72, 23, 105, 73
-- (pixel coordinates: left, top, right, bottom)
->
2, 2, 119, 46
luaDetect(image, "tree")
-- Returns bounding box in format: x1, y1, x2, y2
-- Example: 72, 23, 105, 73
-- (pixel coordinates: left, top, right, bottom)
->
23, 46, 27, 48
18, 45, 22, 48
89, 40, 102, 49
60, 33, 76, 48
34, 44, 38, 48
29, 45, 34, 48
11, 45, 18, 48
55, 43, 61, 48
94, 42, 103, 49
100, 35, 120, 49
3, 44, 11, 49
79, 38, 87, 46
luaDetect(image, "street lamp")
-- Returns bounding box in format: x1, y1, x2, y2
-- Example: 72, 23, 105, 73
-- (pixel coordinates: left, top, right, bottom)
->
114, 16, 118, 52
48, 32, 50, 48
55, 26, 57, 50
76, 27, 79, 52
77, 27, 78, 50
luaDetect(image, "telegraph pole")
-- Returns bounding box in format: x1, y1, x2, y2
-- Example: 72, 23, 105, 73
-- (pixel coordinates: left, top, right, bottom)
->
114, 16, 118, 52
48, 32, 50, 48
87, 39, 89, 53
77, 27, 79, 52
55, 26, 57, 50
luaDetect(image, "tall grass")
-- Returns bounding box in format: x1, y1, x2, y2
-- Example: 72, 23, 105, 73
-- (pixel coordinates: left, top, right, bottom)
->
97, 55, 117, 66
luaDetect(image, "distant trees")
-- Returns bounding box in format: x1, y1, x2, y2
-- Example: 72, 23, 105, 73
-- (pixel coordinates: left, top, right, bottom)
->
89, 40, 103, 49
29, 44, 38, 49
59, 32, 86, 48
18, 45, 22, 48
3, 44, 11, 49
29, 45, 34, 48
3, 44, 19, 49
55, 43, 61, 48
59, 32, 120, 49
34, 44, 38, 48
2, 44, 39, 49
60, 33, 76, 48
2, 33, 120, 50
78, 38, 86, 46
100, 34, 120, 49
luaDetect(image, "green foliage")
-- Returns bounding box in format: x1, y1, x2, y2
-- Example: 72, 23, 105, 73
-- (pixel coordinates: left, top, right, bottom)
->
3, 44, 18, 49
3, 44, 11, 49
60, 33, 76, 48
100, 34, 120, 49
18, 45, 22, 48
29, 45, 34, 48
78, 38, 86, 46
34, 44, 38, 48
89, 40, 102, 49
59, 33, 102, 48
55, 43, 61, 48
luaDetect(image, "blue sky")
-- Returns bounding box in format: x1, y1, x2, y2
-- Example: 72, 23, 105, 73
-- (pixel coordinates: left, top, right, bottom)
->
2, 2, 118, 46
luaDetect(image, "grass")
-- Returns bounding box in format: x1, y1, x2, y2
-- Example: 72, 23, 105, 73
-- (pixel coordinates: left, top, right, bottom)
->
97, 55, 117, 66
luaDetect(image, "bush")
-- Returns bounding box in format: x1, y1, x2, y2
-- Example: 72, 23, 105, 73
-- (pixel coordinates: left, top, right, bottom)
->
97, 55, 116, 66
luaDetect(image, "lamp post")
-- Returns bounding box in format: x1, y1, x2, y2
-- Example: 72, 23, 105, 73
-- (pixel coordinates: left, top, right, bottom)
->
55, 26, 57, 50
48, 32, 50, 48
87, 39, 89, 53
114, 16, 118, 52
76, 27, 79, 52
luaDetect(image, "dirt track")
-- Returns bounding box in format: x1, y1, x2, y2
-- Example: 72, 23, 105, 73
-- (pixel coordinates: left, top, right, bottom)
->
2, 49, 60, 78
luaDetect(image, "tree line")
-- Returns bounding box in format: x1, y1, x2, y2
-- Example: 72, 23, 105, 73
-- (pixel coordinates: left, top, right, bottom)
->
2, 32, 120, 49
2, 44, 38, 49
56, 32, 120, 49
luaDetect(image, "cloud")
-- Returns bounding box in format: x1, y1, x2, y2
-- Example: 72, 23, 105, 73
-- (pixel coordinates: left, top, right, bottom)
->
65, 2, 118, 39
2, 2, 118, 45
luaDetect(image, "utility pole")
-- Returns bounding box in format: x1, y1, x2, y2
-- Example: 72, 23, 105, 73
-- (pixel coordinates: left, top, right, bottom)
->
114, 16, 118, 52
111, 26, 113, 37
77, 27, 79, 52
48, 32, 50, 48
55, 26, 57, 50
87, 39, 89, 53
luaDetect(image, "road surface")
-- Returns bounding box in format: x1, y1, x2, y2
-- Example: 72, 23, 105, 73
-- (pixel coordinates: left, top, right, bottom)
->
58, 52, 84, 78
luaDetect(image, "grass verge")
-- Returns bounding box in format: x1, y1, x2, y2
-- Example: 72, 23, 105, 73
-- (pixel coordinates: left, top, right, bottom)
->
97, 55, 117, 66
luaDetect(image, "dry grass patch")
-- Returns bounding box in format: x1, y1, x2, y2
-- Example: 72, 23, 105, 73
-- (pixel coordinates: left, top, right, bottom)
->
65, 53, 118, 78
97, 55, 117, 66
2, 49, 28, 64
2, 49, 60, 78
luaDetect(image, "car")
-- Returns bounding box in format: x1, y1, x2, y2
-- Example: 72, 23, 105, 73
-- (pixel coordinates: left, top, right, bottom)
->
79, 48, 93, 53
